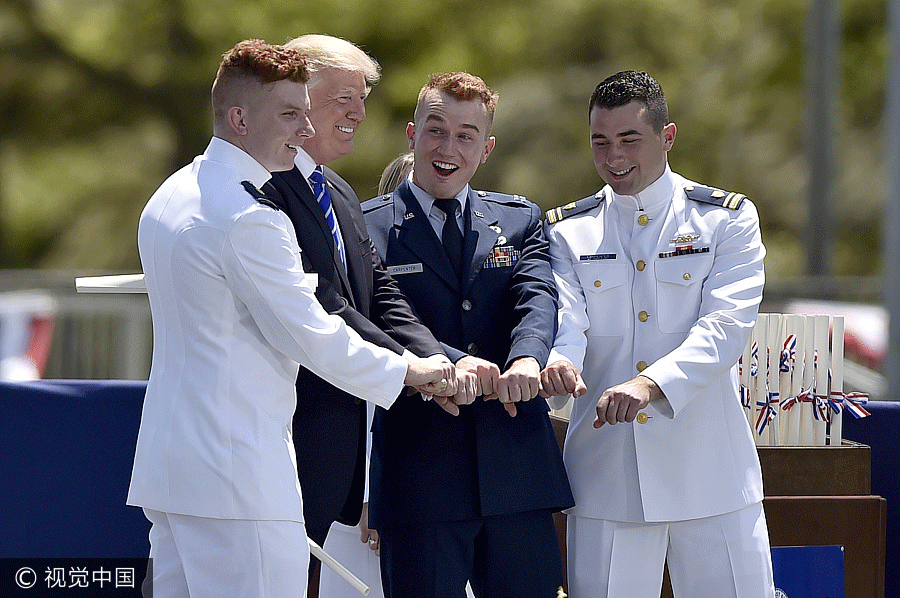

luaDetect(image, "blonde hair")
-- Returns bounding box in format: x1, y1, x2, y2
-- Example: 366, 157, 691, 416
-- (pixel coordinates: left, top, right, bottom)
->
283, 34, 380, 87
378, 152, 414, 195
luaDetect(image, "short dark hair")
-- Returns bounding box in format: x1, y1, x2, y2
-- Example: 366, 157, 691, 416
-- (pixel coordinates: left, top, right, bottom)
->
589, 70, 669, 133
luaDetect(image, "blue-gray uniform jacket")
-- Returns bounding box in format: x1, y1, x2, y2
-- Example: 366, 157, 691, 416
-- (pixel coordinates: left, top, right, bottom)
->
361, 178, 573, 528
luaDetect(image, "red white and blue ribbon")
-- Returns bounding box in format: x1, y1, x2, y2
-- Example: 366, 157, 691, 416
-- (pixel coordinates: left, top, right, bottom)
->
831, 391, 871, 419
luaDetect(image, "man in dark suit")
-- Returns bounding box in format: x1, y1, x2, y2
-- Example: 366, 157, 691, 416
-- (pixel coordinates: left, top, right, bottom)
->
361, 72, 574, 598
263, 36, 467, 593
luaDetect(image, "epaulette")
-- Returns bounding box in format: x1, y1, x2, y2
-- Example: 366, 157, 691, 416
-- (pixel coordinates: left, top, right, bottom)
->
683, 184, 746, 210
545, 189, 606, 224
241, 180, 281, 211
361, 194, 392, 215
476, 190, 529, 206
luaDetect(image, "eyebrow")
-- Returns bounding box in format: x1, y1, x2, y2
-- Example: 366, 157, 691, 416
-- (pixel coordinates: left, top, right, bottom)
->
591, 129, 642, 140
424, 113, 482, 135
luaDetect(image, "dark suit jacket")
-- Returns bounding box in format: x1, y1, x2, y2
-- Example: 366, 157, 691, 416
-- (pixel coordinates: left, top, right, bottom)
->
361, 179, 574, 528
265, 166, 442, 532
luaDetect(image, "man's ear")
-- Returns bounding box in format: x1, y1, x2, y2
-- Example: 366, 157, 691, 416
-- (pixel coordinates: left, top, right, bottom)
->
406, 122, 416, 150
662, 122, 676, 151
228, 106, 247, 136
481, 136, 496, 164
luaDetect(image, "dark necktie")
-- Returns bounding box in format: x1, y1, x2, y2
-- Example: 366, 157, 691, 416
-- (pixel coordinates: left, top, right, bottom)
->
309, 166, 346, 268
433, 198, 463, 277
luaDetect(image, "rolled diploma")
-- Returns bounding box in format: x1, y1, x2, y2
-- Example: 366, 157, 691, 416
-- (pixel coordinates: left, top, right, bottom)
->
778, 315, 794, 446
829, 316, 845, 446
308, 537, 370, 596
813, 315, 830, 446
800, 315, 816, 445
766, 314, 781, 446
754, 314, 768, 445
787, 315, 804, 446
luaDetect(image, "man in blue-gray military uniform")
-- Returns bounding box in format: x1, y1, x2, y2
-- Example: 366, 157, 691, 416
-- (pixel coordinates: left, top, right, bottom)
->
361, 72, 573, 598
541, 70, 774, 598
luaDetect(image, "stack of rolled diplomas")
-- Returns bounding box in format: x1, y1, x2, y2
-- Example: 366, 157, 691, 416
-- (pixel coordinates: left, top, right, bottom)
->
739, 313, 872, 446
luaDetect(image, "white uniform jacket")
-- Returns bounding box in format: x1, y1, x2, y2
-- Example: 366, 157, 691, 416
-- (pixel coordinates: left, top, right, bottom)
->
127, 137, 408, 522
546, 167, 766, 523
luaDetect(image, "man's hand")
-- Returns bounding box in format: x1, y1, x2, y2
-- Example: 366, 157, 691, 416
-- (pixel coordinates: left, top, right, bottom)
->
358, 502, 380, 556
455, 355, 501, 398
488, 357, 541, 417
539, 360, 587, 398
405, 354, 456, 396
452, 368, 479, 407
594, 375, 664, 428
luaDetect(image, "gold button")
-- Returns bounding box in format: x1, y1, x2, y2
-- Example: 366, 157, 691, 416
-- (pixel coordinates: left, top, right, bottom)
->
636, 361, 648, 372
683, 273, 691, 281
636, 260, 646, 271
637, 412, 649, 424
638, 214, 649, 226
594, 280, 602, 288
638, 310, 649, 322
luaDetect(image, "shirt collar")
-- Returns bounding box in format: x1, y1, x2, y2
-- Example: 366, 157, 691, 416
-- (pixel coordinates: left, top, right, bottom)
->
408, 174, 470, 216
292, 147, 318, 180
609, 164, 677, 213
207, 136, 271, 190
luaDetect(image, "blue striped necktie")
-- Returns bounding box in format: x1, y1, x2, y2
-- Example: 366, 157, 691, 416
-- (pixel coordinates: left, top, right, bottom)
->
309, 166, 346, 269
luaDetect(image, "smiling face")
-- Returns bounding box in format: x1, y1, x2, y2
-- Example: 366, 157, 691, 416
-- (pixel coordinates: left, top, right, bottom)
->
301, 67, 368, 164
407, 89, 495, 199
240, 79, 315, 172
589, 100, 675, 196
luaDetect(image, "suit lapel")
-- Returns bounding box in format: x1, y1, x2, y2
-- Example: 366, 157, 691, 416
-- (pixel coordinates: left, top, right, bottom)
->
462, 191, 500, 292
304, 171, 353, 302
324, 176, 362, 308
271, 167, 355, 304
394, 182, 460, 291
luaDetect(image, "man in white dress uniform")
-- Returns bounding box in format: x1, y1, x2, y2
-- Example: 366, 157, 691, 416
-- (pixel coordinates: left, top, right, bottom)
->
541, 70, 775, 598
127, 39, 455, 598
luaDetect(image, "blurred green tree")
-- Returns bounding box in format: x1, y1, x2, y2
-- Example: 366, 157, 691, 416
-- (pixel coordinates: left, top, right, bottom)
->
0, 0, 888, 281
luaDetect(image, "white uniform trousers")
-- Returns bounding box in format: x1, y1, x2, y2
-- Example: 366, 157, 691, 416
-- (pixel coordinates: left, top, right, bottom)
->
567, 502, 774, 598
144, 508, 309, 598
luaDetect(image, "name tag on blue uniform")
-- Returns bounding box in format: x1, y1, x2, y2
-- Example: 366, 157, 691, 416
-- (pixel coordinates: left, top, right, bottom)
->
387, 263, 423, 275
580, 253, 617, 261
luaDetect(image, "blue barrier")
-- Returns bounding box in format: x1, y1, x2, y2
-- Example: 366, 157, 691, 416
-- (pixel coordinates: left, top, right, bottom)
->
0, 380, 895, 596
0, 380, 149, 558
843, 400, 900, 598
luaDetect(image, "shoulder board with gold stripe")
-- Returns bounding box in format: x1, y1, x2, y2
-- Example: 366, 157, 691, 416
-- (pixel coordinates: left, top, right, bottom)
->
683, 184, 746, 210
241, 180, 281, 211
545, 190, 606, 224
